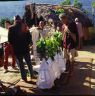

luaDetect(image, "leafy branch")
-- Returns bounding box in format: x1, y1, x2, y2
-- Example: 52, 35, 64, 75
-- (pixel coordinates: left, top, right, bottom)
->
36, 31, 62, 60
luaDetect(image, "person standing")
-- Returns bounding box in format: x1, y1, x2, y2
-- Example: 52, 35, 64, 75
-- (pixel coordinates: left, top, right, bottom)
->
29, 21, 49, 63
23, 5, 32, 28
8, 15, 33, 81
3, 20, 16, 73
38, 21, 49, 38
47, 19, 56, 38
59, 13, 79, 75
75, 18, 83, 49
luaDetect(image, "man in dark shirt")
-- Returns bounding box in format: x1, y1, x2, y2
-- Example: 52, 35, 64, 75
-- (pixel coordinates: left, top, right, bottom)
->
8, 15, 33, 81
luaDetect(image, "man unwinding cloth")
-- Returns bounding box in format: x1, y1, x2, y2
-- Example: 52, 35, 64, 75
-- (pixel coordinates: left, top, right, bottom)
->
8, 15, 34, 81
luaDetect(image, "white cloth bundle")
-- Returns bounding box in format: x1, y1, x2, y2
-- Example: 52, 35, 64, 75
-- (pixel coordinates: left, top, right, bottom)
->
57, 53, 66, 73
36, 52, 66, 89
47, 58, 56, 80
37, 58, 55, 89
52, 54, 61, 79
33, 64, 41, 73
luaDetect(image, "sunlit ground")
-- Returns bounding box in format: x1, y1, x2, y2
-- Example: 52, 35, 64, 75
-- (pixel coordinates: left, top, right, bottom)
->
75, 46, 95, 92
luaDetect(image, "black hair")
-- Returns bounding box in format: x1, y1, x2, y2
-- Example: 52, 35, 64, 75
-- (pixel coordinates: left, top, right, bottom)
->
5, 20, 11, 24
14, 15, 21, 21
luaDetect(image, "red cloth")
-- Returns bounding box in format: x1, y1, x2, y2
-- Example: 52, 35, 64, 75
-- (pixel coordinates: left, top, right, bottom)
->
4, 43, 16, 69
61, 24, 76, 51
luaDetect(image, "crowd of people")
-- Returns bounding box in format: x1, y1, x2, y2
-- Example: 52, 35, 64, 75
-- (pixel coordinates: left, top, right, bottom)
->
0, 6, 84, 83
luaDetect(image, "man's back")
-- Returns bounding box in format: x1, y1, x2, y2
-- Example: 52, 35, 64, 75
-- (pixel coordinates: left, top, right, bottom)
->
8, 24, 31, 56
8, 24, 21, 46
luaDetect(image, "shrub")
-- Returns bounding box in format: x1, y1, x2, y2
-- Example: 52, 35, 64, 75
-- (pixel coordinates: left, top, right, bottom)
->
91, 2, 95, 8
0, 18, 13, 28
60, 0, 71, 6
73, 0, 83, 9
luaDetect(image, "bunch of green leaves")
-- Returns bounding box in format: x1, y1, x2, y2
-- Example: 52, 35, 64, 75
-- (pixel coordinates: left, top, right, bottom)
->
36, 31, 62, 60
45, 31, 62, 60
55, 8, 64, 16
36, 38, 46, 59
45, 38, 55, 60
52, 30, 62, 47
36, 37, 55, 60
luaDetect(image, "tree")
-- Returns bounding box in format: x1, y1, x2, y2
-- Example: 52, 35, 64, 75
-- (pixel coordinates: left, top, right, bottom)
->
0, 18, 13, 28
91, 2, 95, 8
83, 10, 89, 14
73, 0, 83, 9
73, 0, 78, 7
60, 0, 71, 6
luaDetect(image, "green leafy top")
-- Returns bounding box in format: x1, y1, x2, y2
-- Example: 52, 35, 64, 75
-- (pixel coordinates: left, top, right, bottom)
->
36, 38, 46, 58
36, 31, 62, 60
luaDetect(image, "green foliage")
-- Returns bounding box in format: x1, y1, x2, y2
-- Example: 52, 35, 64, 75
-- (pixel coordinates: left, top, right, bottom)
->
0, 18, 13, 28
91, 2, 95, 8
46, 31, 62, 59
36, 38, 46, 59
45, 38, 56, 60
52, 30, 62, 47
73, 0, 83, 9
77, 2, 82, 9
55, 8, 64, 16
0, 18, 8, 28
83, 10, 89, 14
60, 0, 71, 6
36, 31, 62, 60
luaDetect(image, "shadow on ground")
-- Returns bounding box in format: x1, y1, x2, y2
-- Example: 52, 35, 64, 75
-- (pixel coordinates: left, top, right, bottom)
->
0, 56, 95, 95
13, 58, 95, 95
